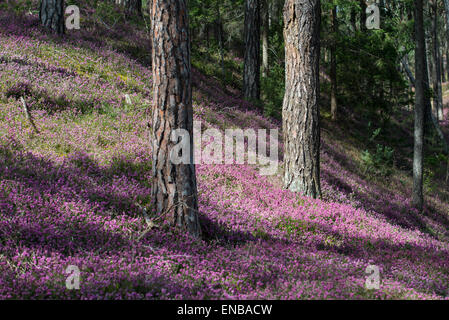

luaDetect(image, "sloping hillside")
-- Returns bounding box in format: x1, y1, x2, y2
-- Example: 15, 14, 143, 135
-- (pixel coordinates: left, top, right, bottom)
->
1, 7, 449, 299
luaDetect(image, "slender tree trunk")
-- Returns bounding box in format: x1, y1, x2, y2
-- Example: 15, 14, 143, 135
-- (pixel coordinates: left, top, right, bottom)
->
330, 5, 338, 121
262, 0, 270, 77
350, 6, 357, 32
444, 1, 449, 81
283, 0, 321, 198
271, 0, 281, 28
150, 0, 201, 238
216, 2, 225, 79
431, 0, 444, 121
39, 0, 65, 34
413, 0, 425, 212
442, 46, 446, 83
243, 0, 261, 101
446, 49, 449, 81
360, 0, 367, 31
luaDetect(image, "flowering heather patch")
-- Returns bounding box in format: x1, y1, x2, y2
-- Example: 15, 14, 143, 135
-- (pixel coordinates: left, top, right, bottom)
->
1, 9, 449, 300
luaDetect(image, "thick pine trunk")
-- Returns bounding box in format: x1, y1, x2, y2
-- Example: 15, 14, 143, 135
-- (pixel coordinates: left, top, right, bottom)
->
413, 0, 425, 211
282, 0, 321, 198
150, 0, 201, 238
39, 0, 65, 34
330, 5, 338, 121
243, 0, 261, 101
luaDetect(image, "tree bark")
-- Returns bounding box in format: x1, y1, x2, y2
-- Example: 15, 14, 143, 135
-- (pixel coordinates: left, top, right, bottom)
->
283, 0, 321, 198
39, 0, 65, 35
412, 0, 425, 212
441, 46, 446, 83
446, 48, 449, 81
431, 0, 444, 121
243, 0, 261, 101
359, 0, 367, 31
350, 6, 357, 32
216, 2, 225, 79
150, 0, 201, 238
262, 0, 269, 77
330, 5, 338, 121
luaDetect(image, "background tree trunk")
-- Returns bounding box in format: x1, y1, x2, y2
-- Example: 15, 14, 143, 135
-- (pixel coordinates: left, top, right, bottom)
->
39, 0, 65, 34
431, 0, 444, 121
243, 0, 261, 101
330, 5, 338, 121
282, 0, 321, 198
445, 49, 449, 81
350, 6, 357, 32
150, 0, 201, 238
413, 0, 425, 211
359, 0, 367, 31
262, 0, 269, 77
216, 2, 225, 79
441, 46, 446, 83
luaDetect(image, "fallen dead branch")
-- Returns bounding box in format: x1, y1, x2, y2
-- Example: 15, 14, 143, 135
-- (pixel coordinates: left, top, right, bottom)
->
20, 97, 39, 134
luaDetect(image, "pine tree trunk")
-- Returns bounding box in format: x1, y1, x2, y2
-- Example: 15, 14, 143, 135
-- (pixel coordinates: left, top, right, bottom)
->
350, 7, 357, 32
431, 0, 444, 121
441, 47, 446, 83
216, 2, 225, 79
39, 0, 65, 34
444, 0, 449, 82
359, 0, 367, 31
262, 0, 269, 77
330, 5, 338, 121
446, 48, 449, 81
283, 0, 321, 198
413, 0, 425, 212
243, 0, 261, 101
150, 0, 201, 238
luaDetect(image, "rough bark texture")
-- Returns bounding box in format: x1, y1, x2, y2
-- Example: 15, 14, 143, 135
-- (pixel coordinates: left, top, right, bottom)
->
282, 0, 321, 198
150, 0, 201, 238
330, 5, 338, 121
243, 0, 261, 100
413, 0, 425, 211
39, 0, 65, 35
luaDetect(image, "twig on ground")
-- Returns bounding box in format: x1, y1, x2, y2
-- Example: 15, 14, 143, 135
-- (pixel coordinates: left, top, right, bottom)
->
20, 97, 39, 134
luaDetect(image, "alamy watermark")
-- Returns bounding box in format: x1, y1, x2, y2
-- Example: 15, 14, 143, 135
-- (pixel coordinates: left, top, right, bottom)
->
65, 265, 80, 290
365, 264, 380, 290
166, 121, 279, 176
366, 1, 381, 30
65, 5, 80, 30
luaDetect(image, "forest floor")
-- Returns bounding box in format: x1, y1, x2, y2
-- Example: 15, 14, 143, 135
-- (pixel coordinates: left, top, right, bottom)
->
1, 7, 449, 299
